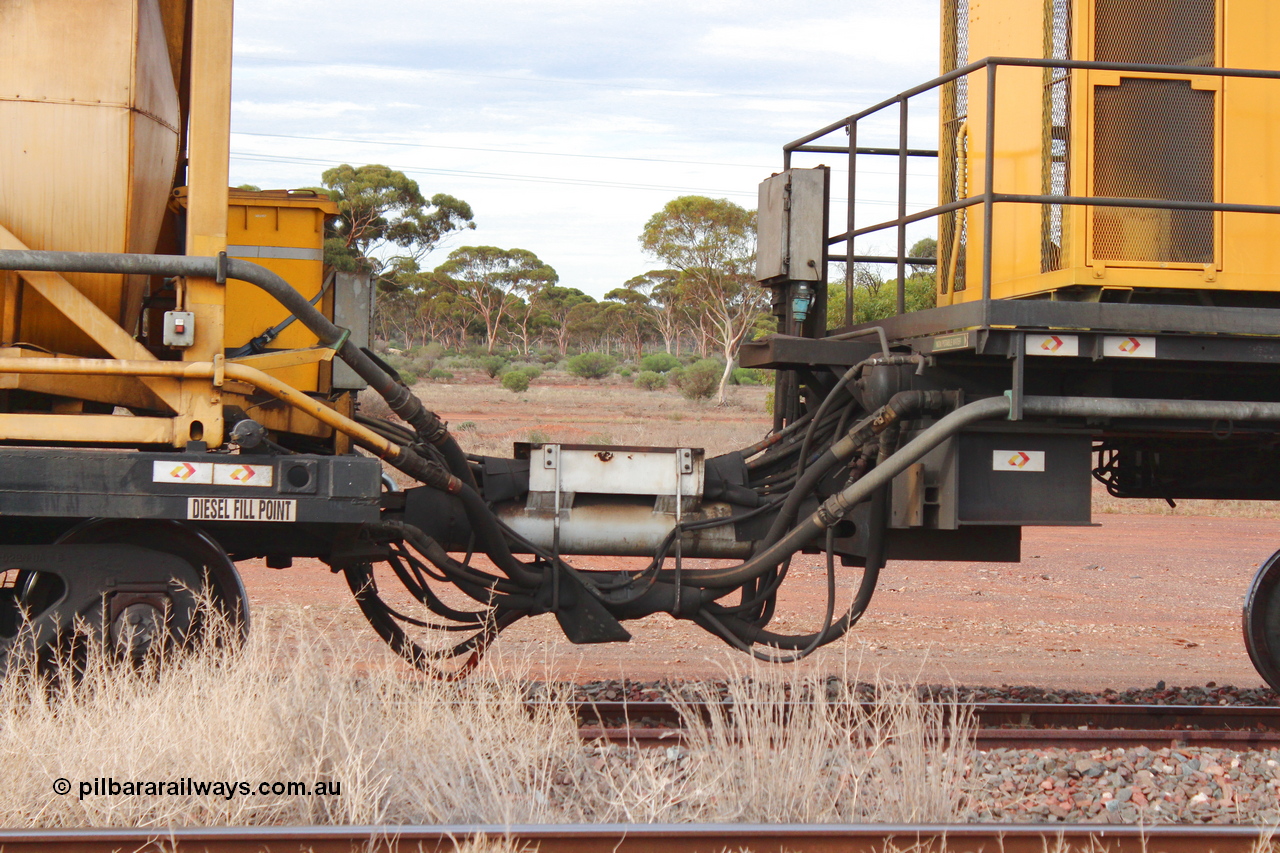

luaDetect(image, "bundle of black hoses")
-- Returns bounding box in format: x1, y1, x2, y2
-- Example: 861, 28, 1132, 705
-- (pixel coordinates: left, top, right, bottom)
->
352, 375, 951, 669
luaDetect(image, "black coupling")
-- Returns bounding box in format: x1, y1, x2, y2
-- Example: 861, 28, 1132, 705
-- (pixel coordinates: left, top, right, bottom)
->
392, 447, 462, 494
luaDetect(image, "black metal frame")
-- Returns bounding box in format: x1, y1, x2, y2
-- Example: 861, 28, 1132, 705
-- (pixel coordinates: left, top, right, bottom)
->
782, 56, 1280, 333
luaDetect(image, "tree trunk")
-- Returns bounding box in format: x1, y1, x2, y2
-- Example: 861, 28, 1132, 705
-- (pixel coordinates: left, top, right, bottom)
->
715, 355, 734, 406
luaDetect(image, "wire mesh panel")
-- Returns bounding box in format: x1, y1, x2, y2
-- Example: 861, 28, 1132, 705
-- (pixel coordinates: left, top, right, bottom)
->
1091, 78, 1216, 264
939, 0, 969, 293
1090, 0, 1217, 266
1041, 0, 1071, 272
1094, 0, 1216, 67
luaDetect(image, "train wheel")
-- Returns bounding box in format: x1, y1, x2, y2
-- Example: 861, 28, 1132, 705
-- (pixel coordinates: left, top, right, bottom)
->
0, 520, 249, 671
1243, 547, 1280, 692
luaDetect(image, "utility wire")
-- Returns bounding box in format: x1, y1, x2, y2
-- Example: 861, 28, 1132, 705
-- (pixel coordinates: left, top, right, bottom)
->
230, 151, 935, 208
232, 130, 939, 179
237, 57, 886, 108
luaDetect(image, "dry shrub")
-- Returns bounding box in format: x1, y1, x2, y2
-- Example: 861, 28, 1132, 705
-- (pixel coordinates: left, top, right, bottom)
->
660, 676, 976, 824
0, 607, 587, 827
0, 606, 976, 829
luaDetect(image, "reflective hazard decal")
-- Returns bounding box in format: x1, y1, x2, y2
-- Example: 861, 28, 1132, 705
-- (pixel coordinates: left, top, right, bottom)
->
993, 450, 1046, 472
1103, 335, 1156, 358
187, 497, 296, 522
153, 461, 213, 484
213, 463, 273, 487
1025, 334, 1079, 356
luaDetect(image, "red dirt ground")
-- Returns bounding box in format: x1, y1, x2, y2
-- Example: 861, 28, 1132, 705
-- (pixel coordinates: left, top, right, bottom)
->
239, 513, 1280, 690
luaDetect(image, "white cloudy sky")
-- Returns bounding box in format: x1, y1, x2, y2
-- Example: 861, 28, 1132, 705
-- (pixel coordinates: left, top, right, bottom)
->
229, 0, 941, 298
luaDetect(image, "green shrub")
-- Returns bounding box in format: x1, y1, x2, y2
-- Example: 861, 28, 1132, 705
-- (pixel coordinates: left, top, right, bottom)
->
667, 366, 686, 389
619, 367, 632, 378
515, 364, 542, 380
633, 371, 667, 391
765, 390, 775, 415
457, 421, 478, 432
679, 359, 723, 401
731, 367, 765, 386
479, 355, 508, 378
501, 371, 530, 393
427, 368, 454, 381
565, 352, 617, 379
640, 352, 681, 373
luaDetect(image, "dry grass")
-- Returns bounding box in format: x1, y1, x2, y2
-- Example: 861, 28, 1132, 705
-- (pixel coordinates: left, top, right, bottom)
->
0, 606, 976, 828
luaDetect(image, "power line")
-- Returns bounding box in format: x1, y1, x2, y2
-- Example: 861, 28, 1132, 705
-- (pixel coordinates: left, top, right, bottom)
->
231, 130, 940, 179
231, 152, 755, 198
232, 130, 767, 169
230, 150, 934, 210
236, 56, 876, 108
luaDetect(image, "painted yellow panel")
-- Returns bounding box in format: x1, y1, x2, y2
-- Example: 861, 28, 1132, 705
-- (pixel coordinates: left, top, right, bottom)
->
957, 1, 1048, 300
0, 0, 179, 353
947, 0, 1280, 302
225, 190, 337, 393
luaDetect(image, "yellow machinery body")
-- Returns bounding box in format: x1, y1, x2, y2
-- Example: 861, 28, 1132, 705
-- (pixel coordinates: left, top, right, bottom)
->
939, 0, 1280, 303
180, 188, 339, 395
0, 0, 358, 452
0, 0, 180, 356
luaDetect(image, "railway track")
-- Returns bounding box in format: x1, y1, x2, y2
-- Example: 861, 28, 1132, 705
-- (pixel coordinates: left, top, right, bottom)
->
0, 823, 1273, 853
568, 700, 1280, 750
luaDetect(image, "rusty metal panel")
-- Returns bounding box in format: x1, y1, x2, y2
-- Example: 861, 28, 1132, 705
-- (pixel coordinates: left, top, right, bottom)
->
528, 445, 704, 498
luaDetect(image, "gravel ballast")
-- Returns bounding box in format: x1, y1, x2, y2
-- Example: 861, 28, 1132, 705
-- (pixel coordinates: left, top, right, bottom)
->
961, 745, 1280, 823
560, 679, 1280, 824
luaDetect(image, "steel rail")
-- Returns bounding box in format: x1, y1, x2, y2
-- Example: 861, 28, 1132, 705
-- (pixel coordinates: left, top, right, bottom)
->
571, 701, 1280, 750
573, 700, 1280, 728
0, 823, 1272, 853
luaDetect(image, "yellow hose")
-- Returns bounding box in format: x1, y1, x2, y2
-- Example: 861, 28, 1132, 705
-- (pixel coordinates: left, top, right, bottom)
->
943, 123, 968, 306
0, 356, 402, 460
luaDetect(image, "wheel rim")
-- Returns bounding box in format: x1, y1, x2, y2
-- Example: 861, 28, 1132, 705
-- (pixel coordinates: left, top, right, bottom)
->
55, 519, 249, 650
1242, 547, 1280, 691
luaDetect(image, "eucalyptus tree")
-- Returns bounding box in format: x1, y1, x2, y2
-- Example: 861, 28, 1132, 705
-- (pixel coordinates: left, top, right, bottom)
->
434, 246, 557, 354
639, 196, 763, 404
318, 163, 474, 282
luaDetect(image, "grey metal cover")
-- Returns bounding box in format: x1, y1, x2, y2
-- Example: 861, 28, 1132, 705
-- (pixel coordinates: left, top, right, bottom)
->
755, 169, 825, 283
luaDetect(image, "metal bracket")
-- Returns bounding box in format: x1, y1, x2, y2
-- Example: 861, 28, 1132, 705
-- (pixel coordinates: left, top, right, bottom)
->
328, 326, 351, 352
1008, 332, 1025, 421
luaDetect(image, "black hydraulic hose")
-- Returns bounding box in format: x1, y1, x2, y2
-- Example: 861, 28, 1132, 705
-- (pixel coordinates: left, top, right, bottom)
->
0, 249, 476, 477
755, 389, 940, 554
794, 368, 862, 479
745, 405, 845, 474
684, 395, 1012, 590
700, 488, 888, 654
367, 521, 523, 595
738, 407, 817, 460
